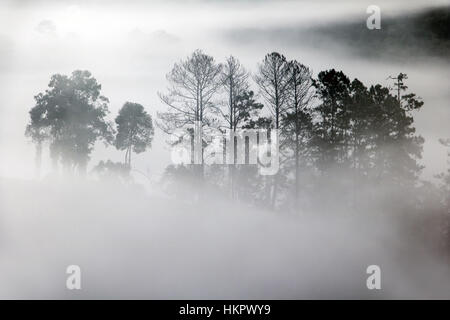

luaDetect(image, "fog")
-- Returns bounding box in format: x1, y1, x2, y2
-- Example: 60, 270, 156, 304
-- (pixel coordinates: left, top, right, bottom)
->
0, 178, 449, 299
0, 0, 449, 299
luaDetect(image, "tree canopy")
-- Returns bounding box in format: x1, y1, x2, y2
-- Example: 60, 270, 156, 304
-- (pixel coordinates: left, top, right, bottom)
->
115, 102, 154, 166
26, 70, 113, 174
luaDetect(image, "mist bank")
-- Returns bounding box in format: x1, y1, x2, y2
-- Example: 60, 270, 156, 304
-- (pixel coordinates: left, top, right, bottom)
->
0, 177, 449, 299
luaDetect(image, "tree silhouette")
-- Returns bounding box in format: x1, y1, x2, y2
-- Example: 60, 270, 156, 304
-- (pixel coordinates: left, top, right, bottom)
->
254, 52, 290, 208
25, 70, 114, 174
388, 73, 408, 104
283, 60, 314, 208
307, 69, 425, 211
254, 52, 290, 130
219, 56, 250, 198
221, 55, 250, 131
158, 49, 223, 181
312, 69, 352, 169
368, 83, 424, 184
227, 90, 264, 199
115, 102, 154, 167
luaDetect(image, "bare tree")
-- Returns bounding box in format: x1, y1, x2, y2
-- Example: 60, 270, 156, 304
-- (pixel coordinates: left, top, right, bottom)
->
221, 56, 250, 131
388, 73, 408, 104
219, 56, 250, 198
254, 52, 290, 130
285, 60, 314, 208
254, 52, 290, 208
158, 49, 222, 180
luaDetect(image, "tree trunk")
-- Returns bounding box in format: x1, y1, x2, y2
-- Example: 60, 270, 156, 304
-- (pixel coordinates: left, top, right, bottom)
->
295, 112, 299, 210
128, 145, 132, 167
229, 84, 234, 199
271, 73, 280, 210
125, 147, 129, 166
35, 141, 42, 179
